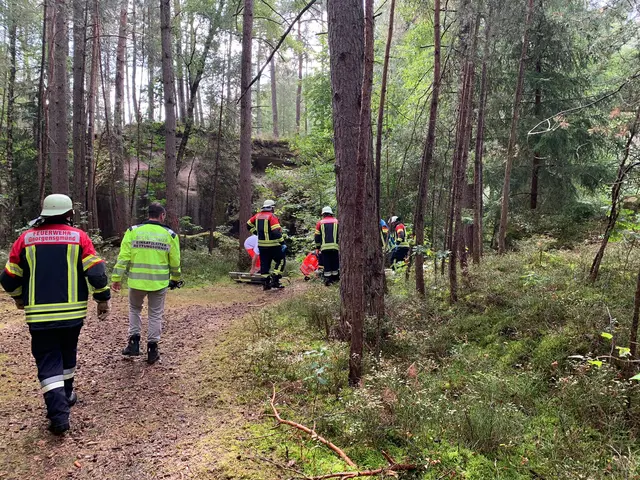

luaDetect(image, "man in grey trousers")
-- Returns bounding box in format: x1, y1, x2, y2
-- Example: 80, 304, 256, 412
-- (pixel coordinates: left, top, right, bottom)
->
111, 203, 181, 364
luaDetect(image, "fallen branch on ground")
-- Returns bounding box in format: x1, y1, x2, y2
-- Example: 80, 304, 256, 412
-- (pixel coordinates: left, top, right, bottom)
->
270, 386, 357, 468
269, 386, 420, 478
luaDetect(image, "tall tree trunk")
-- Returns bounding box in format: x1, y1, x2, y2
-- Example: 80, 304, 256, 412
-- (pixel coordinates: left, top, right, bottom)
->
295, 21, 303, 133
472, 11, 492, 264
255, 42, 262, 136
4, 1, 17, 238
497, 0, 534, 254
72, 0, 87, 222
37, 0, 49, 206
238, 0, 254, 262
113, 0, 129, 237
375, 0, 395, 218
50, 0, 70, 194
530, 59, 542, 209
174, 0, 186, 122
327, 0, 364, 352
86, 0, 100, 230
270, 57, 279, 139
147, 0, 156, 121
349, 0, 373, 387
590, 106, 640, 282
160, 0, 179, 230
131, 0, 140, 121
414, 0, 440, 296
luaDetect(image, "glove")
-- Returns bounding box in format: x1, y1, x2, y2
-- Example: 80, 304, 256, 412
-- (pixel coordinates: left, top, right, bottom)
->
169, 280, 184, 290
281, 244, 288, 253
97, 301, 110, 320
14, 298, 24, 310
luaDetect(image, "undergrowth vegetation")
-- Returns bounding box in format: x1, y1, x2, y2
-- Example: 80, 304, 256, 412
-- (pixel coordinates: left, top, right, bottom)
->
239, 238, 640, 479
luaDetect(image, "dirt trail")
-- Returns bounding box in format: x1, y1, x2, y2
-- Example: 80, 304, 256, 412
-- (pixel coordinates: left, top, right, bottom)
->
0, 281, 300, 479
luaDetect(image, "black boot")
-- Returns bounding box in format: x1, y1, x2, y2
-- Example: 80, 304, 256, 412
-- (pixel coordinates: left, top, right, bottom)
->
48, 421, 70, 435
68, 391, 78, 407
122, 334, 141, 356
263, 276, 272, 291
147, 342, 160, 365
272, 275, 285, 289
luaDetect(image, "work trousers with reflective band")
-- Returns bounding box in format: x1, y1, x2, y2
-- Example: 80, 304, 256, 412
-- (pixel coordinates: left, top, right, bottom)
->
128, 287, 167, 342
259, 246, 286, 280
30, 324, 82, 427
321, 250, 340, 278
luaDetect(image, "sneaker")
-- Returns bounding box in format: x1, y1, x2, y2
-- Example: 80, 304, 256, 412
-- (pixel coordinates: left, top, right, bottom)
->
68, 391, 78, 407
122, 335, 141, 356
48, 421, 70, 435
147, 342, 160, 365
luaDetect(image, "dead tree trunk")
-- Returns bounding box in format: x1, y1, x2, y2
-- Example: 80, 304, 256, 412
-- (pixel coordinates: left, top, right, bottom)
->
50, 0, 70, 194
414, 0, 440, 295
630, 266, 640, 362
174, 0, 186, 122
160, 0, 179, 230
72, 0, 87, 219
326, 0, 364, 353
86, 0, 100, 230
295, 21, 303, 133
589, 106, 640, 282
238, 0, 254, 261
497, 0, 534, 254
36, 0, 49, 206
530, 59, 542, 209
472, 11, 492, 264
270, 57, 279, 139
375, 0, 395, 217
112, 0, 129, 237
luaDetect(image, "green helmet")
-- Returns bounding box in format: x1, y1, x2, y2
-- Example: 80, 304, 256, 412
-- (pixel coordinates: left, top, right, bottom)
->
41, 194, 73, 217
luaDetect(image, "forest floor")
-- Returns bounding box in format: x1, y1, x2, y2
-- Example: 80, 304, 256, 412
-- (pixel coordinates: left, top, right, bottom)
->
0, 280, 304, 480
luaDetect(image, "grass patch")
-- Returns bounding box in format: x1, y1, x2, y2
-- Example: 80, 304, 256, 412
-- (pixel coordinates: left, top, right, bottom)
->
229, 239, 640, 479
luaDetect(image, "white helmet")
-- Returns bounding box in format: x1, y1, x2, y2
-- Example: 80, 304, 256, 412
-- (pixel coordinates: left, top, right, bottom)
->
322, 206, 333, 215
390, 216, 398, 223
262, 199, 276, 210
41, 194, 73, 217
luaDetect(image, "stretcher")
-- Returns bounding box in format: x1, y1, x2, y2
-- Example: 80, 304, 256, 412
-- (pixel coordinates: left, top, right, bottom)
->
229, 272, 264, 284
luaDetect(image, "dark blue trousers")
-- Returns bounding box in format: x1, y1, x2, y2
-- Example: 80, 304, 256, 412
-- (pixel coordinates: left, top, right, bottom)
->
30, 324, 82, 427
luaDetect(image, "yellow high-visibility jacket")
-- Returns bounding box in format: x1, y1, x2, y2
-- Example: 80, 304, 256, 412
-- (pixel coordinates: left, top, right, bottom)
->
112, 221, 181, 291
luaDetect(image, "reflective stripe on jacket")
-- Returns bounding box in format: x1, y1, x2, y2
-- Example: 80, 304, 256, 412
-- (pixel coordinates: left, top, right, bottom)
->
112, 221, 181, 291
394, 223, 409, 247
247, 211, 283, 247
314, 217, 339, 251
0, 223, 110, 325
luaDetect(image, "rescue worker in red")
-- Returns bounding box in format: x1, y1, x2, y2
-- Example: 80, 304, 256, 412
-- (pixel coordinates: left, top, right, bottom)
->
390, 215, 410, 269
247, 200, 286, 290
0, 194, 110, 434
315, 206, 339, 285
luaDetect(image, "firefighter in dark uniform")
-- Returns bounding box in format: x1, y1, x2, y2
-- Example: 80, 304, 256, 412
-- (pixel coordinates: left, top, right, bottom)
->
247, 200, 286, 290
315, 206, 339, 285
0, 194, 110, 434
390, 216, 410, 269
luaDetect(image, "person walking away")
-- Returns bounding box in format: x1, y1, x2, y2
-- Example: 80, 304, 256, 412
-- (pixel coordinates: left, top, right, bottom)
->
380, 218, 390, 251
315, 206, 339, 285
111, 203, 181, 364
244, 234, 261, 274
0, 194, 110, 434
247, 200, 286, 290
390, 216, 410, 270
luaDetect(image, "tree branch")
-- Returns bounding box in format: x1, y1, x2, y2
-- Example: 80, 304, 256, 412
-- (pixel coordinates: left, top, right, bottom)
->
238, 0, 317, 103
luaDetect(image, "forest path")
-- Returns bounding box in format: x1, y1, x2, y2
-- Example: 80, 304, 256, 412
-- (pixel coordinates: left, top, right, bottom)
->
0, 281, 302, 479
